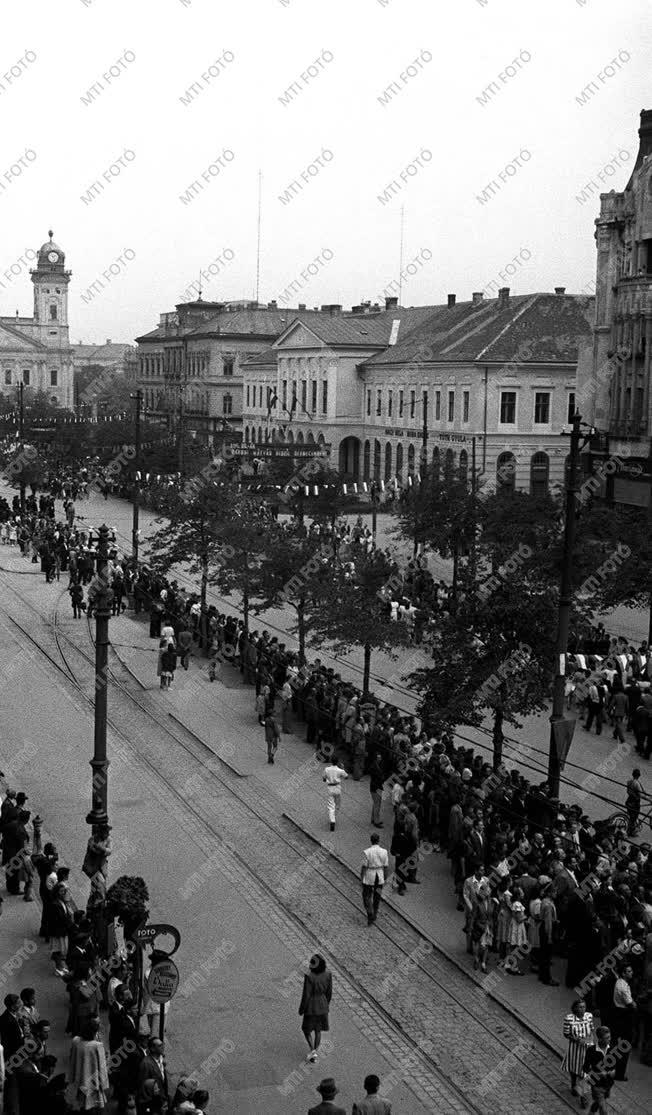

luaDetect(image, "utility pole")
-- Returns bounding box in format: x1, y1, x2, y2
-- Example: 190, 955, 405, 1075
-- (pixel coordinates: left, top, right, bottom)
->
548, 412, 582, 797
18, 381, 25, 516
177, 342, 187, 479
131, 390, 143, 565
370, 480, 378, 546
85, 524, 113, 955
414, 390, 428, 558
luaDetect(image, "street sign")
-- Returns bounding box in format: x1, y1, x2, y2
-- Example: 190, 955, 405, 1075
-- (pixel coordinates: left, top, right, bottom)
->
134, 922, 181, 956
147, 958, 180, 1003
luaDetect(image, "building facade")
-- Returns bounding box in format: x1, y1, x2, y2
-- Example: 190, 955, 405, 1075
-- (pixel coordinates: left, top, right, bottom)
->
577, 109, 652, 508
244, 290, 593, 495
136, 300, 316, 448
0, 231, 74, 409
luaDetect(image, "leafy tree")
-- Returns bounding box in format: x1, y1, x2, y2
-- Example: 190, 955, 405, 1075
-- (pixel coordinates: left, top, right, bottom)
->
395, 458, 475, 596
309, 547, 408, 694
255, 526, 328, 664
147, 482, 229, 611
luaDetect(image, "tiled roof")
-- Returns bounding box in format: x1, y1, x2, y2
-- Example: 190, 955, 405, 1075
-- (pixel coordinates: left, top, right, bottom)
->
73, 342, 134, 361
136, 305, 435, 348
273, 305, 436, 349
366, 294, 595, 366
244, 347, 278, 366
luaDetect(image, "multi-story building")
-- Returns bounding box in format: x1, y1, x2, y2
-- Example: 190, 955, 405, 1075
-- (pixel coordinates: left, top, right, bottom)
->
577, 109, 652, 508
135, 299, 324, 448
0, 231, 74, 409
244, 290, 593, 494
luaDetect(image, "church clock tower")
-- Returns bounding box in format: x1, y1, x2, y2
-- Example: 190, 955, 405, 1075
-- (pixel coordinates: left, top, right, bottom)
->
30, 230, 71, 337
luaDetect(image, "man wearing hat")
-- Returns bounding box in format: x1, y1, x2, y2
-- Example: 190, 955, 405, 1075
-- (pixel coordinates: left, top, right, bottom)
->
308, 1076, 345, 1115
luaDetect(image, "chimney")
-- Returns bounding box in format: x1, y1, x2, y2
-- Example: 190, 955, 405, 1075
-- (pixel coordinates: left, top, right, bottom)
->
554, 286, 566, 296
447, 293, 456, 308
320, 304, 342, 316
267, 300, 278, 309
385, 296, 399, 310
298, 303, 306, 310
106, 338, 112, 344
633, 109, 652, 171
498, 287, 510, 308
472, 292, 484, 306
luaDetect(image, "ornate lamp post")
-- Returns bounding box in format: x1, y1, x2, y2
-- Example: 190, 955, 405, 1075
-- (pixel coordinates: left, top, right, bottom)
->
83, 523, 114, 953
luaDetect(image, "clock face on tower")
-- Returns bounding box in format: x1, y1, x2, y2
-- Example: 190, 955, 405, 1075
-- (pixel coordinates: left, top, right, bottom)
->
48, 251, 59, 264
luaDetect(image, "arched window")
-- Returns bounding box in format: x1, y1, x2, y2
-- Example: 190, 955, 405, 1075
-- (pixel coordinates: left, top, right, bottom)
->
444, 448, 455, 472
384, 442, 392, 482
373, 439, 381, 479
458, 449, 468, 484
363, 440, 371, 480
396, 443, 404, 480
530, 451, 549, 498
496, 451, 516, 493
287, 429, 294, 443
407, 443, 415, 474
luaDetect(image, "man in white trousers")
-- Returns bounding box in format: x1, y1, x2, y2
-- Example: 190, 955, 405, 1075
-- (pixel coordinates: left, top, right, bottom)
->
323, 760, 348, 831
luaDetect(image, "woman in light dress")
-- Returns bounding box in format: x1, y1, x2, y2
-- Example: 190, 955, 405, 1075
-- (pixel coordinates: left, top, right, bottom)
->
504, 885, 528, 975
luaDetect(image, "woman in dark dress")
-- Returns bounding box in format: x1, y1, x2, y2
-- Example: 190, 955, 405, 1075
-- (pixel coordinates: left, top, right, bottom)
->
298, 953, 332, 1063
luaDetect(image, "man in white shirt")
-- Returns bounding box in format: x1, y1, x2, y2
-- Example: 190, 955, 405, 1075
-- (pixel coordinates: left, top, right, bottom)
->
361, 834, 389, 926
322, 761, 348, 832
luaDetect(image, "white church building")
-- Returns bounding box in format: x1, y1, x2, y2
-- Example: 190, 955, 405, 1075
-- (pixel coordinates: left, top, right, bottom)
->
0, 231, 74, 409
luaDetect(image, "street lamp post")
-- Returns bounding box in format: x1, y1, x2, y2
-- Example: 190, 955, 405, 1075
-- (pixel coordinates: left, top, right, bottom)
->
84, 524, 114, 953
130, 389, 143, 565
548, 412, 583, 798
370, 480, 378, 545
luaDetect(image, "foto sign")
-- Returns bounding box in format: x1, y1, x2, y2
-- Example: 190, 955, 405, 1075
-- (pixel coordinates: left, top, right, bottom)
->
134, 922, 181, 957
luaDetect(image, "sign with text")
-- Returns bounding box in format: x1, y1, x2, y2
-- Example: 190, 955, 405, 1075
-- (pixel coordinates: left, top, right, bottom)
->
147, 958, 180, 1003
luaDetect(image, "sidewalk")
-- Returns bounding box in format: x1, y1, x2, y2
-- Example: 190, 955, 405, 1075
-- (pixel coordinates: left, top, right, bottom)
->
111, 610, 651, 1114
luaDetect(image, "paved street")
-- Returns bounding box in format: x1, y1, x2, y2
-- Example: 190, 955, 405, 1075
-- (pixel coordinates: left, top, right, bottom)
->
0, 482, 649, 1113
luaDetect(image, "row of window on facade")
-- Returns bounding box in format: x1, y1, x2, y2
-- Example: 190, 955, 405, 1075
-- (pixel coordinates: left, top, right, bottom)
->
143, 389, 233, 415
3, 369, 59, 387
364, 387, 576, 426
139, 353, 233, 378
246, 380, 329, 415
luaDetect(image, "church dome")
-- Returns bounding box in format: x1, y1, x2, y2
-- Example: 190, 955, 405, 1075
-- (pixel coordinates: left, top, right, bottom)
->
36, 230, 65, 269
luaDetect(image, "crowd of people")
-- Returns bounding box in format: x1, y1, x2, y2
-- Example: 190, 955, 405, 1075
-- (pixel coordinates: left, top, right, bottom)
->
2, 476, 652, 1110
0, 779, 220, 1113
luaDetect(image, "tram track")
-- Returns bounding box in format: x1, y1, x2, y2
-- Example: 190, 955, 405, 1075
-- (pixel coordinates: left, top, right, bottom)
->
0, 573, 626, 1113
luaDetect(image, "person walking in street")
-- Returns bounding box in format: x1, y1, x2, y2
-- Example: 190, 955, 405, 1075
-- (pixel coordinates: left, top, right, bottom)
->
308, 1076, 345, 1115
584, 679, 603, 735
69, 581, 84, 618
610, 964, 636, 1081
177, 624, 193, 670
352, 1073, 392, 1113
625, 769, 643, 836
361, 833, 389, 926
561, 997, 594, 1101
299, 954, 332, 1064
608, 688, 628, 743
583, 1026, 616, 1114
369, 756, 385, 828
322, 759, 348, 832
264, 712, 280, 764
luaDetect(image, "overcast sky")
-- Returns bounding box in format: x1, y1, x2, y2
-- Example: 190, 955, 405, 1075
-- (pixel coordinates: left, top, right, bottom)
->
1, 0, 649, 344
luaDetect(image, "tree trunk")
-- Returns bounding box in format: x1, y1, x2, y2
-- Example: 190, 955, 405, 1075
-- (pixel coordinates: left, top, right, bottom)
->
363, 643, 372, 696
452, 541, 459, 600
492, 702, 504, 772
200, 552, 208, 611
297, 600, 306, 665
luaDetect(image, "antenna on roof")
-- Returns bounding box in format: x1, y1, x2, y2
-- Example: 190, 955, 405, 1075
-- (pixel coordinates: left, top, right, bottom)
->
197, 270, 202, 301
255, 169, 263, 305
398, 206, 405, 308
